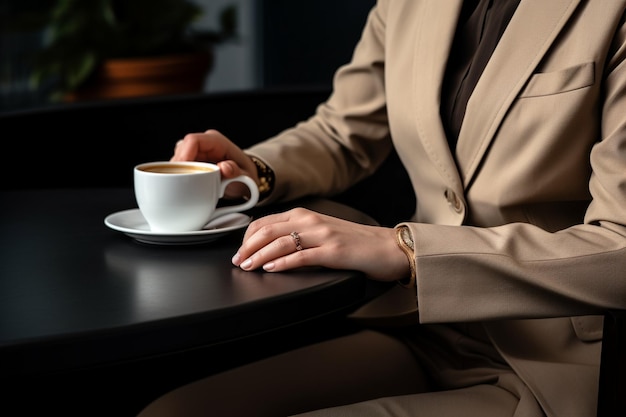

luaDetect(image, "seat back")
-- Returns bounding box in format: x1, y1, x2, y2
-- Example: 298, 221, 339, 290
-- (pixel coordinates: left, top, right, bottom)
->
1, 87, 414, 225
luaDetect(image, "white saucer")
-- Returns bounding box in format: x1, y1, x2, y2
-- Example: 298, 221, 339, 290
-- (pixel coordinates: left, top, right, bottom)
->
104, 209, 251, 245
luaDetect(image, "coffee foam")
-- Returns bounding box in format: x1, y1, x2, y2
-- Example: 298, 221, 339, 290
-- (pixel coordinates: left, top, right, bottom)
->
140, 164, 215, 174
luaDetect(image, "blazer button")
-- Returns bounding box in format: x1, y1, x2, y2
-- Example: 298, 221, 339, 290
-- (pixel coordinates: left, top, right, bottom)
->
444, 188, 464, 213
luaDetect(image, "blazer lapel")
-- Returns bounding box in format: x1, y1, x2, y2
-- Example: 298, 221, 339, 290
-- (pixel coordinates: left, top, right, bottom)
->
455, 0, 581, 187
412, 1, 465, 190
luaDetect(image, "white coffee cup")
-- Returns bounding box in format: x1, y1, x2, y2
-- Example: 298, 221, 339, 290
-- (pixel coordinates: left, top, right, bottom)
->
134, 161, 259, 233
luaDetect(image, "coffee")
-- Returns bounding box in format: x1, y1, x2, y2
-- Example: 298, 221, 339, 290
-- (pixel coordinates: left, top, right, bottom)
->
139, 164, 215, 174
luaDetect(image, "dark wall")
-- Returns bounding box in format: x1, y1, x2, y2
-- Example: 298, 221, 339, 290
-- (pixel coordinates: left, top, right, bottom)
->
259, 0, 376, 88
1, 88, 330, 190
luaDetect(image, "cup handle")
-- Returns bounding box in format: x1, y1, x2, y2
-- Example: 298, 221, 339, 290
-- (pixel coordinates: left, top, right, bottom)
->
211, 175, 260, 220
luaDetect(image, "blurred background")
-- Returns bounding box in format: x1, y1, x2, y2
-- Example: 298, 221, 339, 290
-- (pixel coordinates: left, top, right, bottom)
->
0, 0, 375, 114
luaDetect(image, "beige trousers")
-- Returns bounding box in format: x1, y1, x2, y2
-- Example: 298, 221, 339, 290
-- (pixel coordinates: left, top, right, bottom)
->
136, 329, 545, 417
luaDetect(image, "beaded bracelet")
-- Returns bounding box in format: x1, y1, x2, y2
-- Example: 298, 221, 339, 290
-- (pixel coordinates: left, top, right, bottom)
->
249, 155, 275, 200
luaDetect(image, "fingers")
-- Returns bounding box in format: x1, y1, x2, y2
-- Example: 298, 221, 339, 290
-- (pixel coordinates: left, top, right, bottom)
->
217, 160, 239, 179
259, 231, 319, 272
232, 208, 329, 272
172, 129, 254, 170
170, 129, 260, 199
171, 129, 231, 162
234, 232, 312, 272
172, 139, 186, 160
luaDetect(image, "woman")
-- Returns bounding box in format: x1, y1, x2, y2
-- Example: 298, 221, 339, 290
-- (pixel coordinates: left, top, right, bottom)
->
139, 1, 626, 416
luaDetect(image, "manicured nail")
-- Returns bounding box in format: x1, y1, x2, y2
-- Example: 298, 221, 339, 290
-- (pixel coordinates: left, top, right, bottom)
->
231, 252, 241, 266
240, 258, 252, 270
263, 262, 275, 271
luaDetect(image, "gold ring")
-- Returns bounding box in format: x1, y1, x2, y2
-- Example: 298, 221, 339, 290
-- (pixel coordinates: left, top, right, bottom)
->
290, 232, 303, 251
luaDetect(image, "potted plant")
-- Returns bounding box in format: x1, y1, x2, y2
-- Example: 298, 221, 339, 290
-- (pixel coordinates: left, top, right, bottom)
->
29, 0, 237, 101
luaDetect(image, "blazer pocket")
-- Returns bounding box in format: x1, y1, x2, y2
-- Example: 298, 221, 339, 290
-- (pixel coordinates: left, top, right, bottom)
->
519, 62, 595, 98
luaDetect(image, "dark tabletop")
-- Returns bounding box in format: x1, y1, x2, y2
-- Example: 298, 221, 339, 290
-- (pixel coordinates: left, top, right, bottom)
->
0, 188, 383, 379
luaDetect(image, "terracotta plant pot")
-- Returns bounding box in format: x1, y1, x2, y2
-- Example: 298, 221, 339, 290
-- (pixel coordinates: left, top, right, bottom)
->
66, 51, 213, 102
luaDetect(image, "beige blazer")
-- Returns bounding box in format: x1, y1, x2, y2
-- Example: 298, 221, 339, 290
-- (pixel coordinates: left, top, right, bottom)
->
248, 1, 626, 416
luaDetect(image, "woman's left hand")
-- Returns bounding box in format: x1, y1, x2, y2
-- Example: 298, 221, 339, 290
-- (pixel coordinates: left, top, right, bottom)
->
231, 207, 410, 281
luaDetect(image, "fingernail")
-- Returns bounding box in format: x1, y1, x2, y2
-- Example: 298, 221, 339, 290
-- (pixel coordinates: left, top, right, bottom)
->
263, 262, 275, 271
231, 252, 241, 266
240, 258, 252, 270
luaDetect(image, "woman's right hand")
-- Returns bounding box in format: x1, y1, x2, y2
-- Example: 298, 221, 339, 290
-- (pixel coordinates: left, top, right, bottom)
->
172, 129, 259, 200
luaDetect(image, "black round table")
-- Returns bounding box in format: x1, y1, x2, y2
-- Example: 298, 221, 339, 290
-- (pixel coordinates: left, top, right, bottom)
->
0, 188, 389, 416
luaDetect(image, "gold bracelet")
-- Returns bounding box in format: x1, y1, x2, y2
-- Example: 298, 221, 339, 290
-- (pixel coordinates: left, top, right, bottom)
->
249, 155, 275, 200
395, 226, 417, 288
